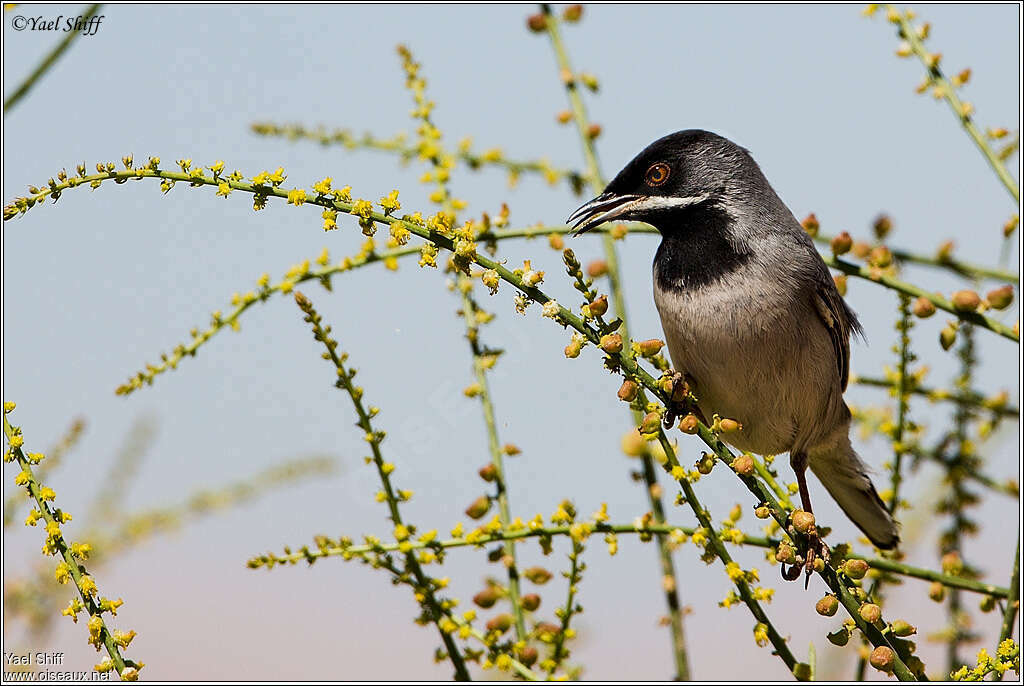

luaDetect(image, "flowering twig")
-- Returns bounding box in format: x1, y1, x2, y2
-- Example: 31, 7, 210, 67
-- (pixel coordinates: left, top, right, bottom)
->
249, 122, 585, 193
3, 404, 142, 680
876, 4, 1019, 203
291, 292, 472, 681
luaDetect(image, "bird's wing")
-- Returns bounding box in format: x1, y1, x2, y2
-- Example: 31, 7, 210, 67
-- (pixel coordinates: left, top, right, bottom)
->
812, 284, 854, 390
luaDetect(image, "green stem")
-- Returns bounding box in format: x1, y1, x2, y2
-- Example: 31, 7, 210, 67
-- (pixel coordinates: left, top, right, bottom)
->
3, 411, 137, 679
4, 5, 103, 114
884, 5, 1019, 203
293, 295, 471, 681
540, 8, 690, 677
997, 535, 1020, 661
853, 375, 1018, 419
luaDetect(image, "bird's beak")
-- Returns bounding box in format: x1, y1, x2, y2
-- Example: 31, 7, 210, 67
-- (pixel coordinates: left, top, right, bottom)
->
566, 192, 641, 236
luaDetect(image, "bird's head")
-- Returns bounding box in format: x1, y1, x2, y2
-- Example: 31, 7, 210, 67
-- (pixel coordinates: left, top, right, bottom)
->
567, 129, 762, 236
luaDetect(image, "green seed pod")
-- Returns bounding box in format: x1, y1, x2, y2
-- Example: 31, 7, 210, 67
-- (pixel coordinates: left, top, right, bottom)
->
801, 213, 820, 237
831, 231, 853, 255
600, 333, 623, 354
791, 510, 815, 534
869, 646, 896, 674
465, 495, 491, 520
891, 619, 916, 637
617, 379, 639, 402
518, 645, 538, 667
859, 603, 882, 624
873, 214, 893, 240
816, 594, 839, 617
524, 566, 553, 584
696, 452, 715, 475
587, 295, 608, 317
986, 285, 1014, 310
940, 323, 958, 350
679, 414, 699, 434
636, 338, 664, 356
486, 613, 513, 633
754, 505, 771, 519
843, 559, 870, 580
562, 4, 583, 21
731, 454, 754, 476
526, 13, 547, 32
929, 581, 946, 602
951, 289, 981, 311
521, 594, 541, 611
640, 412, 661, 434
478, 464, 498, 482
912, 296, 936, 318
775, 543, 796, 565
473, 587, 500, 608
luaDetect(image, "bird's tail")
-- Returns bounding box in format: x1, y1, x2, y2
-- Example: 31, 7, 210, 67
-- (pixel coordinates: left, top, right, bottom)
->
808, 437, 900, 550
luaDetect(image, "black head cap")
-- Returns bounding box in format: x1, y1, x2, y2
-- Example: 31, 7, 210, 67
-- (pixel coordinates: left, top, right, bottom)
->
567, 129, 769, 235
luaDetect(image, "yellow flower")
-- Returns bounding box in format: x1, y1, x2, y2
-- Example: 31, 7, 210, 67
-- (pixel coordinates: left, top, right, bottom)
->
216, 182, 231, 198
287, 188, 307, 206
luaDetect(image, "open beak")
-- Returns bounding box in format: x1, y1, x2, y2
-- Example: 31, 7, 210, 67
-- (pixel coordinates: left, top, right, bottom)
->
566, 192, 641, 236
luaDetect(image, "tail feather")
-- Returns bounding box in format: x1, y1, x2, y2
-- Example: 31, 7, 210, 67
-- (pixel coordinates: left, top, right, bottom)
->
808, 439, 900, 550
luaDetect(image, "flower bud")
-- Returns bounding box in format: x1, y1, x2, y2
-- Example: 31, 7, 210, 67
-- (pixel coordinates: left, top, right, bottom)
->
640, 412, 661, 434
851, 241, 872, 259
696, 452, 716, 475
486, 613, 513, 633
830, 231, 853, 255
587, 260, 608, 277
586, 123, 602, 140
843, 559, 869, 580
791, 510, 815, 534
679, 414, 699, 434
465, 495, 491, 520
518, 645, 538, 667
548, 233, 565, 251
937, 240, 955, 261
940, 324, 958, 351
859, 603, 882, 623
731, 454, 754, 476
801, 213, 820, 237
521, 593, 541, 611
526, 13, 547, 32
951, 290, 981, 312
580, 73, 600, 92
816, 594, 839, 616
600, 333, 623, 354
891, 619, 916, 636
478, 464, 498, 482
754, 505, 770, 519
621, 430, 646, 457
719, 418, 741, 433
869, 245, 893, 268
775, 543, 796, 564
869, 646, 896, 674
473, 587, 500, 608
586, 295, 608, 317
562, 4, 583, 21
986, 285, 1014, 310
980, 595, 997, 612
872, 214, 893, 240
617, 379, 639, 402
524, 566, 553, 584
636, 339, 664, 357
929, 581, 946, 602
912, 296, 936, 318
556, 110, 572, 124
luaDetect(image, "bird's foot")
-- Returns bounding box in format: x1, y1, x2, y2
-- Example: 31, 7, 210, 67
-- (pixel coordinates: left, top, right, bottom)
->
662, 372, 701, 429
779, 527, 830, 588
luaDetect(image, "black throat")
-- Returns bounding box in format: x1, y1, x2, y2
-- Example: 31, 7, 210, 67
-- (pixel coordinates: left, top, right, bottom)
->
652, 203, 752, 292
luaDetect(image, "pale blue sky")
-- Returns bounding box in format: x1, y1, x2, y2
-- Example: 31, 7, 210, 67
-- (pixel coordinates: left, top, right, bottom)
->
3, 4, 1019, 680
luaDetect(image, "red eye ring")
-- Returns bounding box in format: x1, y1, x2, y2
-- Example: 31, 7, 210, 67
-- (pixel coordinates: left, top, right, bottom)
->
645, 163, 670, 186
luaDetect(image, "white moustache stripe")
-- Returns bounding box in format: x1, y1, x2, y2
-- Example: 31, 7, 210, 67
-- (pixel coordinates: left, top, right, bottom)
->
626, 193, 710, 213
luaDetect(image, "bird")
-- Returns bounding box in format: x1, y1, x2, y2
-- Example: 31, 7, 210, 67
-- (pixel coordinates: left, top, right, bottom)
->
567, 129, 899, 581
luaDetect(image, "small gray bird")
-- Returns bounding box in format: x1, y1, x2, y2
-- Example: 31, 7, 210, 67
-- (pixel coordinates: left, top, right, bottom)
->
568, 130, 899, 578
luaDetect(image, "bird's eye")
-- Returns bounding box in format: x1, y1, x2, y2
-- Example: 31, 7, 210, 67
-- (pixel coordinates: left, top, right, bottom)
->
645, 163, 670, 187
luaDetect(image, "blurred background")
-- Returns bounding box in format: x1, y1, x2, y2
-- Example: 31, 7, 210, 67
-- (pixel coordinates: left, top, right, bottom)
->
2, 3, 1019, 680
